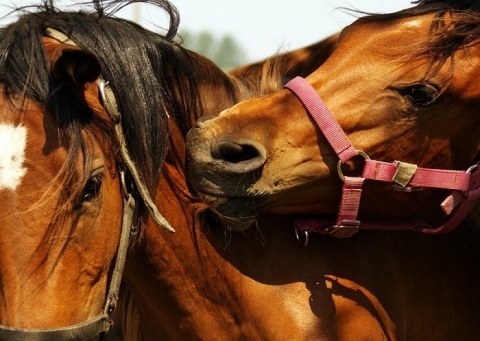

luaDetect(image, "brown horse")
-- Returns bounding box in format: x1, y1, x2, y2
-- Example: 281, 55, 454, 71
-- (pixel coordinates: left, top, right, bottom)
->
187, 0, 480, 231
187, 0, 480, 339
0, 1, 181, 339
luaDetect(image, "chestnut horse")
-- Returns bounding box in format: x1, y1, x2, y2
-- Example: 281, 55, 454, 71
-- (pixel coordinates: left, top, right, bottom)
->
0, 1, 179, 339
187, 0, 480, 339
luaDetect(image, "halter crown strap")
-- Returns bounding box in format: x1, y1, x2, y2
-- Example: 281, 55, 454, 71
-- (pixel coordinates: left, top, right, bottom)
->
98, 79, 175, 233
284, 76, 480, 242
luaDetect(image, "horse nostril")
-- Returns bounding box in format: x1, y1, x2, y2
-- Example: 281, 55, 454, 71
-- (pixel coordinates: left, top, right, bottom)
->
212, 141, 261, 163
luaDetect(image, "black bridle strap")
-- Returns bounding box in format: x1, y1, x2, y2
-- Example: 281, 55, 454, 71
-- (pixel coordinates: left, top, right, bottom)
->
0, 314, 111, 341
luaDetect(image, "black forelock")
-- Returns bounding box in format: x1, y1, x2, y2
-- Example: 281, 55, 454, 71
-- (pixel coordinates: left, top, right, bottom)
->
0, 0, 204, 228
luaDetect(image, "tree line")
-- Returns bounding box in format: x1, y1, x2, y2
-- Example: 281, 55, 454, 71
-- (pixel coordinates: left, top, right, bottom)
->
179, 30, 247, 71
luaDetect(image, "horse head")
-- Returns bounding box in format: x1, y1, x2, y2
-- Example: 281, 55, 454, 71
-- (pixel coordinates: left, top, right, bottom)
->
0, 1, 176, 339
0, 38, 126, 341
187, 2, 480, 233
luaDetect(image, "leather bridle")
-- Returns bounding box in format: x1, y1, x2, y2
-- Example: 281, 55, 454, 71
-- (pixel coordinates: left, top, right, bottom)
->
284, 76, 480, 245
0, 29, 174, 341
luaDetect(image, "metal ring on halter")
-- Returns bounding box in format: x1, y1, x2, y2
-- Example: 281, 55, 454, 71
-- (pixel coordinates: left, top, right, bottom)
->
295, 228, 309, 246
120, 169, 140, 235
337, 150, 370, 182
120, 168, 138, 198
466, 161, 480, 175
463, 161, 480, 195
119, 169, 131, 200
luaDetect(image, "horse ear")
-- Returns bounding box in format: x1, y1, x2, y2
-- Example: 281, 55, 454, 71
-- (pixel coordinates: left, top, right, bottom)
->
51, 45, 102, 83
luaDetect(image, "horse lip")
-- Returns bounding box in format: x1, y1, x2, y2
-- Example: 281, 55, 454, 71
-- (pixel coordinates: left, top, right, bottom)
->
203, 194, 228, 206
198, 190, 266, 209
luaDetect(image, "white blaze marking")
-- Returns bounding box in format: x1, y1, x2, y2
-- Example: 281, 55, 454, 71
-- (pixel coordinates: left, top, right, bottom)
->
0, 123, 27, 190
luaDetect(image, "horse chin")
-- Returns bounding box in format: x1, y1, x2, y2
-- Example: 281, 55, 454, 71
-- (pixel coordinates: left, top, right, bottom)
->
201, 192, 338, 231
201, 194, 264, 231
209, 211, 258, 231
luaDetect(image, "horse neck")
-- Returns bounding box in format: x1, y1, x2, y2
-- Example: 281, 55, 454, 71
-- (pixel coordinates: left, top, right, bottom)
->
123, 189, 327, 340
120, 79, 308, 340
122, 111, 398, 341
123, 203, 401, 340
119, 88, 234, 340
122, 153, 293, 340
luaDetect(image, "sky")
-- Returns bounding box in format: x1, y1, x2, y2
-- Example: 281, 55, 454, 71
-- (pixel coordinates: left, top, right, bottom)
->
0, 0, 415, 62
164, 0, 415, 61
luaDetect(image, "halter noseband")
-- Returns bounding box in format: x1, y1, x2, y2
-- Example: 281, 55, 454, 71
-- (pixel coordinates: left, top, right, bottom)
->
0, 29, 173, 341
284, 76, 480, 244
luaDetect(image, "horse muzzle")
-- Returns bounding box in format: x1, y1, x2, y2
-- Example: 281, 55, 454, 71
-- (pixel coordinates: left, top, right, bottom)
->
186, 125, 267, 197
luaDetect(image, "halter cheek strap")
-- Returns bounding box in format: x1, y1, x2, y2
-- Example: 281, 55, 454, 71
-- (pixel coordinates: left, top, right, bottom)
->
284, 76, 480, 243
97, 79, 174, 233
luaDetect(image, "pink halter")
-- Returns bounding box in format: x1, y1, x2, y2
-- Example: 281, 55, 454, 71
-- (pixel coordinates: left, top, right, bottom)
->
284, 76, 480, 242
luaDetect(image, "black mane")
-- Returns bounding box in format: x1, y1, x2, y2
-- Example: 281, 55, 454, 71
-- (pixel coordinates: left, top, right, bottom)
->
0, 0, 205, 224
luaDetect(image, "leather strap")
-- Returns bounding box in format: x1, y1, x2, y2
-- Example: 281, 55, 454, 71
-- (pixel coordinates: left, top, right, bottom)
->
363, 159, 471, 191
98, 79, 174, 233
284, 76, 358, 162
0, 314, 112, 341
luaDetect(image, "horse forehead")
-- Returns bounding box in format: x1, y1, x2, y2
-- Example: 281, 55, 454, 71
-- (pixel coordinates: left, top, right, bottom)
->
0, 122, 28, 191
342, 14, 432, 49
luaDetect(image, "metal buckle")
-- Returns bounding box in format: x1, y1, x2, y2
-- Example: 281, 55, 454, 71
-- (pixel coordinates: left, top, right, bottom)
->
466, 162, 480, 175
392, 160, 418, 187
327, 224, 359, 238
119, 169, 141, 234
337, 150, 370, 182
119, 169, 136, 200
463, 161, 480, 196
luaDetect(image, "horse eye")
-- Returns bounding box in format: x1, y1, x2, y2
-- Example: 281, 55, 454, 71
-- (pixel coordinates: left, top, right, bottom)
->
80, 174, 103, 203
399, 83, 439, 106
